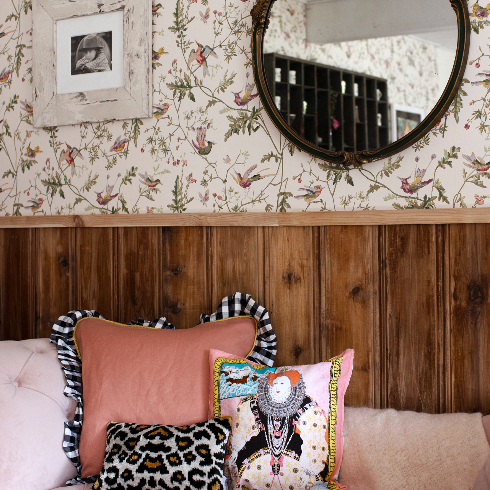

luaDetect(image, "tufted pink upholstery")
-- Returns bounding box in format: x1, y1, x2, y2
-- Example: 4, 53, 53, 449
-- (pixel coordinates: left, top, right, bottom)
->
0, 338, 78, 489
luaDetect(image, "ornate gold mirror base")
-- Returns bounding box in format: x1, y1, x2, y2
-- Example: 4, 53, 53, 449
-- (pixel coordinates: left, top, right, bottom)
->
251, 0, 470, 167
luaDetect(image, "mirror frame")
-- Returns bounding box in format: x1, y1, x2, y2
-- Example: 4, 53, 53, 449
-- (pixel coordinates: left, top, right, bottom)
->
251, 0, 470, 167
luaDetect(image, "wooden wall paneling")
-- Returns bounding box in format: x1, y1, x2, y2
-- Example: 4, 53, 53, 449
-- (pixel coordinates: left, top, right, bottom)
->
75, 228, 116, 319
209, 227, 262, 309
265, 226, 320, 367
0, 229, 35, 340
161, 227, 212, 328
35, 228, 76, 338
116, 227, 163, 323
321, 225, 379, 408
383, 225, 444, 413
450, 224, 490, 414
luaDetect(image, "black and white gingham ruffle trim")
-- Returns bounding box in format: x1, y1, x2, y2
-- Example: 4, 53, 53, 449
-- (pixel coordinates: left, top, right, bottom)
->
200, 292, 277, 367
50, 293, 276, 485
50, 310, 175, 485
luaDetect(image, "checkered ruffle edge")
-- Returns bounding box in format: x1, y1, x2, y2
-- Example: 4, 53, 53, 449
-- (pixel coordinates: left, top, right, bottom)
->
49, 311, 175, 485
200, 292, 277, 367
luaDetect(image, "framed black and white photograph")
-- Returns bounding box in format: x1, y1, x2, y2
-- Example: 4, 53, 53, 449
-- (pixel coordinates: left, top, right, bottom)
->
32, 0, 152, 128
391, 104, 425, 143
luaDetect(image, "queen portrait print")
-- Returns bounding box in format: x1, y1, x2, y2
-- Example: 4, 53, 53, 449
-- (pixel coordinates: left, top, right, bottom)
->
71, 32, 112, 75
226, 369, 330, 490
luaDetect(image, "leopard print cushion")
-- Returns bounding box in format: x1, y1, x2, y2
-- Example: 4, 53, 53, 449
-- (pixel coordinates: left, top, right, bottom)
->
93, 418, 231, 490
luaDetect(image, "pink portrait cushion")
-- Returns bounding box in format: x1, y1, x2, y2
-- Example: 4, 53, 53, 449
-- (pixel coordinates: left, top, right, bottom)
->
211, 348, 354, 490
76, 315, 258, 479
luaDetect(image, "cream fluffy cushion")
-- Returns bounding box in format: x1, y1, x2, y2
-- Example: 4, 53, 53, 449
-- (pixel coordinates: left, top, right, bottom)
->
0, 338, 77, 490
340, 406, 490, 490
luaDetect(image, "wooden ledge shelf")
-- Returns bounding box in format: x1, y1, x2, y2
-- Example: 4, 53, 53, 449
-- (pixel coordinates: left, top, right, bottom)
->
2, 208, 490, 227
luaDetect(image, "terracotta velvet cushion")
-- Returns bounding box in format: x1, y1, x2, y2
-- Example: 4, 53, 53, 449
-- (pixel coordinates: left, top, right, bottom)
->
75, 316, 257, 479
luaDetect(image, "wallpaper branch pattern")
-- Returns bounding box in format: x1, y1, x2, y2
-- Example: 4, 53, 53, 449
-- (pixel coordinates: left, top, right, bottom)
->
0, 0, 488, 214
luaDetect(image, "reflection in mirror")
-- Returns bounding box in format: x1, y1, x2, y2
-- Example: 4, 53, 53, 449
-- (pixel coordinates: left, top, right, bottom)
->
262, 0, 458, 154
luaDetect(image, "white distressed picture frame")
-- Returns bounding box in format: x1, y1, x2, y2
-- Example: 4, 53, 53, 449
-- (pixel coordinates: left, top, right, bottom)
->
32, 0, 152, 128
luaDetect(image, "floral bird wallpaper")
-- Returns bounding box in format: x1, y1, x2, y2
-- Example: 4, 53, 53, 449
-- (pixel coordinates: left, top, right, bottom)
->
0, 0, 489, 215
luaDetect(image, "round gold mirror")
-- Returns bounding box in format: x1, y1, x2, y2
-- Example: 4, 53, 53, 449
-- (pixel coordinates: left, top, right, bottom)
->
251, 0, 470, 166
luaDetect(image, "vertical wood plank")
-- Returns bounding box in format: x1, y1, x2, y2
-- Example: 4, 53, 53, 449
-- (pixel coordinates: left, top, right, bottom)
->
76, 228, 115, 319
0, 229, 35, 340
265, 227, 320, 367
321, 225, 379, 408
116, 227, 162, 323
450, 223, 490, 414
36, 228, 76, 338
210, 227, 261, 308
383, 225, 443, 413
161, 227, 212, 328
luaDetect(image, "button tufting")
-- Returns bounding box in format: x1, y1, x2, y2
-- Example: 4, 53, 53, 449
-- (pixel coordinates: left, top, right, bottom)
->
11, 381, 18, 388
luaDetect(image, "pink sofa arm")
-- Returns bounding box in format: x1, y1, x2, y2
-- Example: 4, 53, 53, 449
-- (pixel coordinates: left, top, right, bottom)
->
0, 338, 77, 490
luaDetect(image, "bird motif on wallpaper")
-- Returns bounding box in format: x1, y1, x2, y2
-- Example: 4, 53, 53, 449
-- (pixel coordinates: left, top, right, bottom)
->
398, 168, 433, 195
462, 152, 490, 171
191, 124, 216, 156
110, 136, 130, 153
19, 99, 33, 114
95, 174, 120, 208
232, 81, 259, 108
138, 172, 161, 188
0, 67, 13, 83
470, 2, 490, 18
471, 72, 490, 89
0, 25, 14, 39
199, 189, 209, 206
294, 185, 323, 202
200, 7, 210, 23
25, 145, 42, 159
152, 47, 169, 62
153, 103, 170, 119
58, 143, 83, 177
152, 1, 163, 13
24, 197, 43, 214
187, 41, 218, 78
232, 164, 276, 188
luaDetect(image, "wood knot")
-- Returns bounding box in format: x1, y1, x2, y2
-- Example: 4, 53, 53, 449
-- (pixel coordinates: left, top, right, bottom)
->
351, 286, 360, 297
468, 282, 483, 306
171, 267, 183, 276
74, 215, 83, 227
282, 269, 300, 285
293, 345, 302, 359
59, 256, 68, 268
170, 305, 181, 315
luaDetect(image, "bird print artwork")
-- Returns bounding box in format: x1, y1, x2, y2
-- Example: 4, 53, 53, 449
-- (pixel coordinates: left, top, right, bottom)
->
187, 41, 218, 78
153, 103, 170, 119
24, 197, 43, 214
232, 81, 259, 108
0, 67, 13, 83
294, 185, 323, 202
463, 152, 490, 171
471, 72, 490, 89
232, 165, 276, 189
58, 143, 84, 177
95, 174, 120, 208
200, 7, 210, 23
398, 168, 433, 195
19, 99, 33, 114
110, 136, 130, 153
152, 0, 163, 13
25, 145, 42, 159
191, 124, 216, 156
199, 189, 209, 206
138, 172, 161, 188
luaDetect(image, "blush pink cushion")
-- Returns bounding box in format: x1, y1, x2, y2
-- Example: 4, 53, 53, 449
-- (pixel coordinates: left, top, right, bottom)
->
0, 338, 77, 489
76, 316, 257, 479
